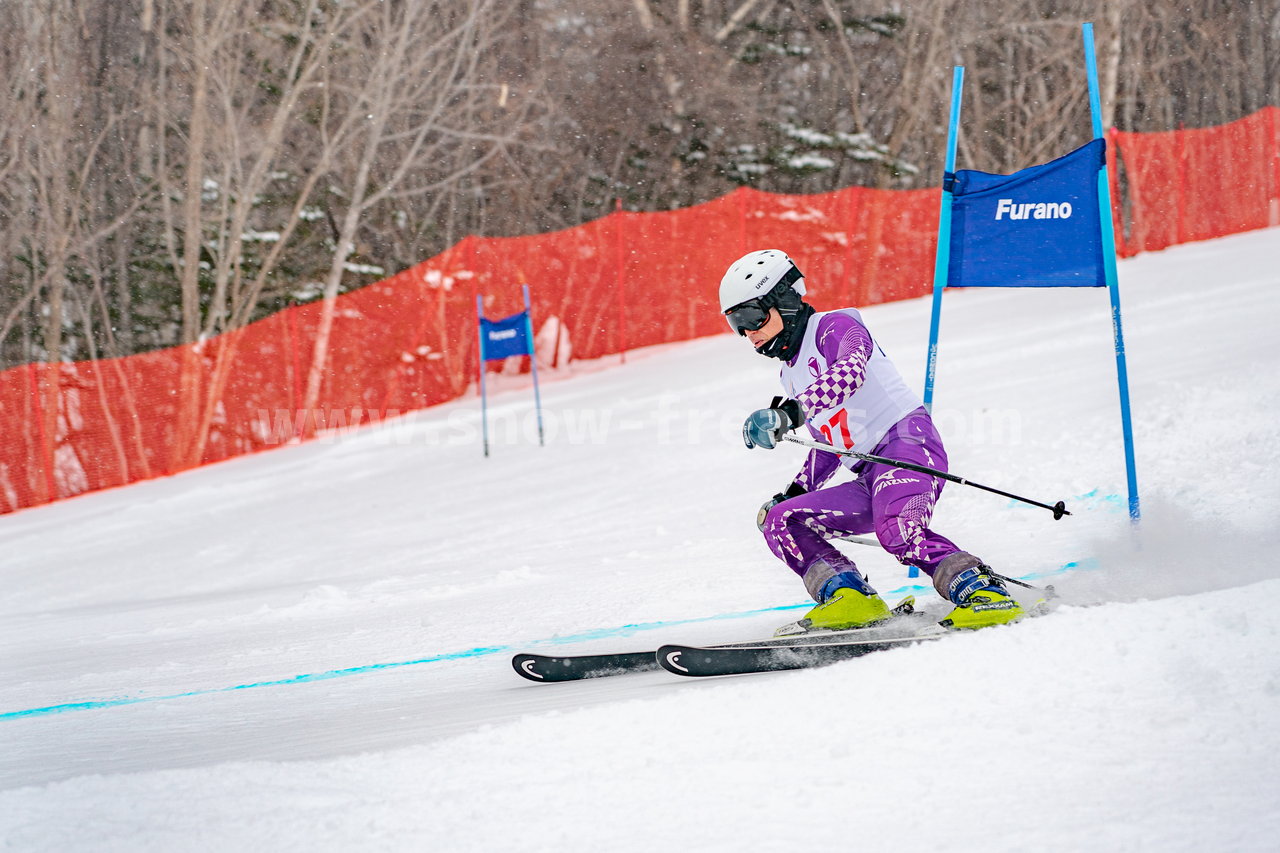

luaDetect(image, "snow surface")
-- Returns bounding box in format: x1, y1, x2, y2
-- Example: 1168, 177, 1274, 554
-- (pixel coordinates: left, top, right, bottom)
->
3, 228, 1280, 851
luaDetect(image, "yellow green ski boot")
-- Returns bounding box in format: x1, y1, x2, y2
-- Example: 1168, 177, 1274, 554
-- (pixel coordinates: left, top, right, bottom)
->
777, 568, 892, 635
803, 586, 892, 630
938, 564, 1024, 630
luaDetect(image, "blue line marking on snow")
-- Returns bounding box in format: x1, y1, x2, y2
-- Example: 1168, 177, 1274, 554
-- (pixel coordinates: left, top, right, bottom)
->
2, 559, 1096, 722
1007, 490, 1123, 513
0, 645, 512, 721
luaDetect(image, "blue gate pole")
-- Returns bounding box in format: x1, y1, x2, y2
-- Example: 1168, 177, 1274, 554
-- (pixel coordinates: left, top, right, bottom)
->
923, 66, 964, 413
523, 284, 545, 447
1084, 22, 1141, 521
914, 66, 965, 579
476, 295, 490, 458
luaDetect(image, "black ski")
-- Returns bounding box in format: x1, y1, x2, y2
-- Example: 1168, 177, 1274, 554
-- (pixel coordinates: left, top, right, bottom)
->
656, 633, 944, 677
672, 593, 1057, 676
512, 651, 660, 682
512, 596, 924, 684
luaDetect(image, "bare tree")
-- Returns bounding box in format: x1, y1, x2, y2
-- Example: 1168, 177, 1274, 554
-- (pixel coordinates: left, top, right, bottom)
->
299, 0, 527, 421
148, 0, 384, 463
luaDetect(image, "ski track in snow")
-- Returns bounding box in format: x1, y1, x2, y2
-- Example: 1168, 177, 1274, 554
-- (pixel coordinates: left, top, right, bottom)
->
2, 228, 1279, 851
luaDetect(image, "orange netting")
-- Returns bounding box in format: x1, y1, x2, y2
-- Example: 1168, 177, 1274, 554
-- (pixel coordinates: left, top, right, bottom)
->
1112, 105, 1280, 254
2, 108, 1277, 514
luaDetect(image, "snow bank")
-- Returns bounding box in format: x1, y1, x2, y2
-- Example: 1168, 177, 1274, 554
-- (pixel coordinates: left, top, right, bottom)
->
4, 581, 1278, 852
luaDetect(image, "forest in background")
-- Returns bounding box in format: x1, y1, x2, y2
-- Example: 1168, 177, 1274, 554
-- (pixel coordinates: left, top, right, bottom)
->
2, 0, 1277, 370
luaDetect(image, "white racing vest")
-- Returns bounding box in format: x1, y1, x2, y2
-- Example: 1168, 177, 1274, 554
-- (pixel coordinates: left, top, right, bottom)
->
779, 308, 922, 467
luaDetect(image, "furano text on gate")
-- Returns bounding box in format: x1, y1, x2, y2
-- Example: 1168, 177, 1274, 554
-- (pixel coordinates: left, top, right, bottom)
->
995, 198, 1074, 220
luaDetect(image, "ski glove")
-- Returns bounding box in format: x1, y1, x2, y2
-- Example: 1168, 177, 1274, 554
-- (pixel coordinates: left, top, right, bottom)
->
742, 397, 804, 450
757, 482, 808, 530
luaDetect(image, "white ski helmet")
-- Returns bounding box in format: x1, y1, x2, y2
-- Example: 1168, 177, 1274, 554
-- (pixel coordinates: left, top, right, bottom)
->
718, 249, 814, 361
718, 249, 806, 316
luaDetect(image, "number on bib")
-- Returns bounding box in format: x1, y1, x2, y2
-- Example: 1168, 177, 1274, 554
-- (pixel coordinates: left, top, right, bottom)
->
818, 408, 854, 449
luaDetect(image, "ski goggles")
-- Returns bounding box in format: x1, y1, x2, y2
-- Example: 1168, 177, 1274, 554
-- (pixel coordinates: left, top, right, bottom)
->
723, 265, 803, 335
724, 300, 771, 335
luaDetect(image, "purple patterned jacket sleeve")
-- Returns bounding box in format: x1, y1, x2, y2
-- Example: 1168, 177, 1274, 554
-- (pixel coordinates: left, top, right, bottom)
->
794, 313, 873, 416
788, 313, 874, 492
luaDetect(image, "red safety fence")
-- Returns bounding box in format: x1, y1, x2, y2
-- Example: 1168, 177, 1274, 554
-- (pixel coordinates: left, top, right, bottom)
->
2, 107, 1278, 514
1111, 105, 1280, 254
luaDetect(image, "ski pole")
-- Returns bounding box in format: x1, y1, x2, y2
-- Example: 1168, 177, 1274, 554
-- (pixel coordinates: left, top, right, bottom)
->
781, 433, 1070, 520
986, 569, 1057, 598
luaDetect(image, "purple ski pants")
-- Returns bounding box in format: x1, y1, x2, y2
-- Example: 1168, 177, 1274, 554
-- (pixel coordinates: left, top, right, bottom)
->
760, 408, 965, 601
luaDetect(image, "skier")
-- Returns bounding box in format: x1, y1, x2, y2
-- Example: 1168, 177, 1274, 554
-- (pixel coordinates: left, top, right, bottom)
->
720, 248, 1023, 633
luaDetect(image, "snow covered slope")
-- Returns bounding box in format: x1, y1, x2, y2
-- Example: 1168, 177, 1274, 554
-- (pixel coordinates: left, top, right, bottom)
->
2, 228, 1279, 851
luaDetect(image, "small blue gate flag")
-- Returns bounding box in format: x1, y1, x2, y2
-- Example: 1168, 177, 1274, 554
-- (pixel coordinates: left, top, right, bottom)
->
947, 138, 1107, 288
479, 311, 532, 361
